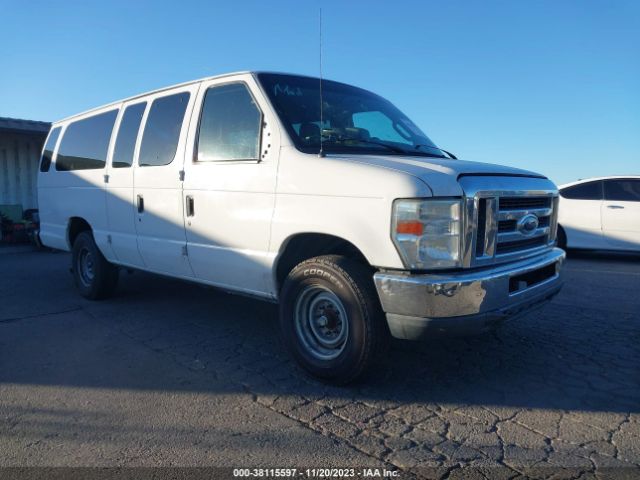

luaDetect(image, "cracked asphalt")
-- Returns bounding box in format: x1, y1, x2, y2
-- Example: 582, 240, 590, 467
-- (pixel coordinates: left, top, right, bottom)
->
1, 248, 639, 478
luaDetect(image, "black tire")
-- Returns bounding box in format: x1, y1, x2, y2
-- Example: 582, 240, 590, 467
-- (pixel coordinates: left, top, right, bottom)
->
557, 225, 567, 250
71, 231, 119, 300
279, 255, 389, 384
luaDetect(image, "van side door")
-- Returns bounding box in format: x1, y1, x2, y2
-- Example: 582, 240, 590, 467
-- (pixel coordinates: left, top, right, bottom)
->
182, 77, 279, 297
133, 85, 199, 277
105, 101, 147, 267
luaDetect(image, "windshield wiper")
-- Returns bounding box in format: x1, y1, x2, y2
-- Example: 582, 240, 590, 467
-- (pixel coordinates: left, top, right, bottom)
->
325, 137, 449, 157
342, 138, 449, 157
336, 137, 407, 154
415, 144, 454, 159
440, 149, 457, 160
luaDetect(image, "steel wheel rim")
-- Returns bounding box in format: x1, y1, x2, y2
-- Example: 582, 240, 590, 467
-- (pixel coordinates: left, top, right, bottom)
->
294, 285, 349, 361
77, 247, 95, 287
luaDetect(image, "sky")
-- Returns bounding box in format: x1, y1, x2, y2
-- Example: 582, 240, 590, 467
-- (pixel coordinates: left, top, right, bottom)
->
1, 0, 638, 185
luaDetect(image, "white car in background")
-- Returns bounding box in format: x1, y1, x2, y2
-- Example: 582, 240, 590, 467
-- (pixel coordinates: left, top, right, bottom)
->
558, 176, 640, 252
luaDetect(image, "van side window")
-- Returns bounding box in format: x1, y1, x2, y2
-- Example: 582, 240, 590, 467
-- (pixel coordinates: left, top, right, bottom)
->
39, 127, 62, 172
197, 83, 261, 161
139, 92, 190, 167
112, 102, 146, 168
55, 110, 118, 171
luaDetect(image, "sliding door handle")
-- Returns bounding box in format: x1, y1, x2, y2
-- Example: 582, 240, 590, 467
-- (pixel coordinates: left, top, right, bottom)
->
137, 194, 144, 213
607, 205, 624, 210
186, 195, 195, 217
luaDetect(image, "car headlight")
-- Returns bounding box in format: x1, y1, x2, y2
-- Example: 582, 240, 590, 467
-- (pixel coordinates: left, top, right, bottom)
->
391, 198, 462, 269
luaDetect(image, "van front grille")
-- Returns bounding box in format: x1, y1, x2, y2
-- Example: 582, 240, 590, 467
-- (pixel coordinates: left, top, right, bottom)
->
498, 219, 517, 232
496, 236, 547, 255
499, 196, 552, 210
472, 194, 558, 264
475, 198, 487, 256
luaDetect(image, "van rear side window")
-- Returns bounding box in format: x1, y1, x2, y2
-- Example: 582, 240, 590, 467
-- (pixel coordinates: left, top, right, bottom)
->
139, 92, 190, 167
39, 127, 62, 172
56, 110, 118, 171
112, 102, 146, 168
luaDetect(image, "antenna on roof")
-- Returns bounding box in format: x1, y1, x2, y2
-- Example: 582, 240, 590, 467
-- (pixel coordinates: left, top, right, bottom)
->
318, 7, 325, 158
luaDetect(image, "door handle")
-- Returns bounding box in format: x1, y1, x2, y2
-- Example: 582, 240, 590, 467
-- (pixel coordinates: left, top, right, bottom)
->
607, 205, 624, 209
186, 195, 195, 217
137, 194, 144, 213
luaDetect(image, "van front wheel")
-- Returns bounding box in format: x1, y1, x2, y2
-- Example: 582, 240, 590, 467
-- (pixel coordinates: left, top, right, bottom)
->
279, 255, 388, 384
72, 231, 118, 300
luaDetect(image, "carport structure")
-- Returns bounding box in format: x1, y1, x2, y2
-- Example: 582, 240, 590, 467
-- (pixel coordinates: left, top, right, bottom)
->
0, 117, 50, 211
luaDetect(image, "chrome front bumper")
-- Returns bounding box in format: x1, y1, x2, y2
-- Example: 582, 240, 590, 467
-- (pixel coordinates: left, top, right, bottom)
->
374, 248, 565, 339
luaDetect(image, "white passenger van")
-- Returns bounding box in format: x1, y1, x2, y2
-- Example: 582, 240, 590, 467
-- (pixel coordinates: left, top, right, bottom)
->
38, 72, 565, 383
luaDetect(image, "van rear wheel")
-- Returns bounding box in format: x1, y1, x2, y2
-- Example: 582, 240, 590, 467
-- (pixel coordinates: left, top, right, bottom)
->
279, 255, 389, 384
72, 231, 119, 300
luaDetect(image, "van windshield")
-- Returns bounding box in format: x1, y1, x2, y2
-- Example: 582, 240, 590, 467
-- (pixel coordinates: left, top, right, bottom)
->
257, 73, 446, 158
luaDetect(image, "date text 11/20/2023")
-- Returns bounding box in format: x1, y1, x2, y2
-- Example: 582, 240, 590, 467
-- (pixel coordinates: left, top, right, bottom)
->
232, 468, 400, 478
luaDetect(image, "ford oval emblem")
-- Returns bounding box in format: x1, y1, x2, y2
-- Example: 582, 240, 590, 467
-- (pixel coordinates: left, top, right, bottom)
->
518, 214, 539, 236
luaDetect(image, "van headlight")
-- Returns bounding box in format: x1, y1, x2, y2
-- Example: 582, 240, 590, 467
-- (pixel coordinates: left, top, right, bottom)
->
391, 198, 462, 269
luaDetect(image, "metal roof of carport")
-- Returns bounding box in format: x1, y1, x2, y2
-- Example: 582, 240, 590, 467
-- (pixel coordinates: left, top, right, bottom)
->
0, 117, 50, 135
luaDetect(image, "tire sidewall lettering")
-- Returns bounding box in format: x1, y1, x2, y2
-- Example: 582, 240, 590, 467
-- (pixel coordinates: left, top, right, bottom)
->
302, 268, 344, 289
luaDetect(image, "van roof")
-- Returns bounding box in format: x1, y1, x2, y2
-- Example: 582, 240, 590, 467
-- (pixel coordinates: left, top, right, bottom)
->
54, 71, 325, 124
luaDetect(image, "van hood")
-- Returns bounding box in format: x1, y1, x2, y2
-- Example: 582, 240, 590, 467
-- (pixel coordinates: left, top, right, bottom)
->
331, 154, 547, 196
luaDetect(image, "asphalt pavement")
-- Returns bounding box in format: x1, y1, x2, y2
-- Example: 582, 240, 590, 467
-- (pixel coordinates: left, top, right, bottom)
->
1, 247, 638, 478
